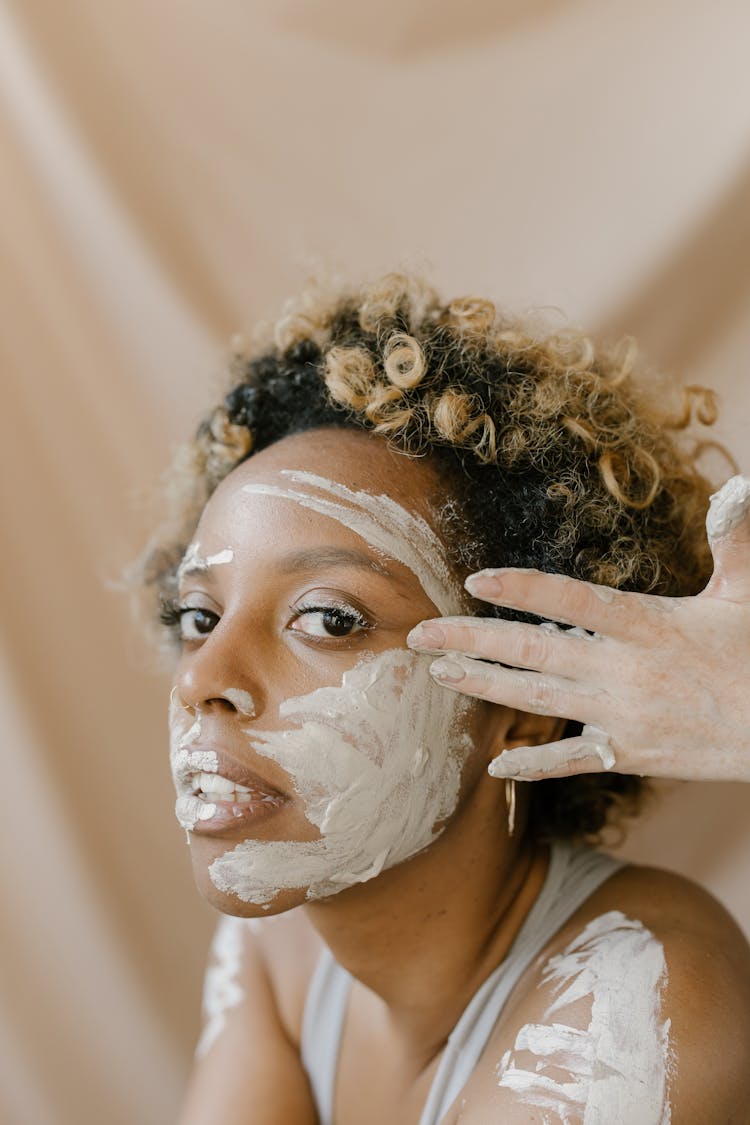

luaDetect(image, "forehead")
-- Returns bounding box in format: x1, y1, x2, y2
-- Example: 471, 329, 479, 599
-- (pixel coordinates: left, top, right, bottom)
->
193, 428, 463, 614
201, 428, 446, 528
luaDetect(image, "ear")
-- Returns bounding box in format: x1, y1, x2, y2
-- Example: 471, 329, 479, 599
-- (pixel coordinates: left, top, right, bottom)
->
502, 710, 569, 752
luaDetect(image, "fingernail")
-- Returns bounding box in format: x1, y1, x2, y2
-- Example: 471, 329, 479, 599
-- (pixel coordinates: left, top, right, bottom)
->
465, 570, 503, 597
429, 657, 466, 683
407, 622, 446, 648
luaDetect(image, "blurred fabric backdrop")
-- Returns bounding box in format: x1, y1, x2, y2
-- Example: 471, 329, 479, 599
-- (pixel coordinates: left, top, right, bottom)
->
2, 1, 750, 1122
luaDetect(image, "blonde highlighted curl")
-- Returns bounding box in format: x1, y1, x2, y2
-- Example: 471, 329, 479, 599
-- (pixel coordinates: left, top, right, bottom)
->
157, 271, 718, 595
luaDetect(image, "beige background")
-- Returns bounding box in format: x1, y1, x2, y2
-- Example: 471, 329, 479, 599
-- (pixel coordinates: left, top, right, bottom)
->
2, 2, 749, 1122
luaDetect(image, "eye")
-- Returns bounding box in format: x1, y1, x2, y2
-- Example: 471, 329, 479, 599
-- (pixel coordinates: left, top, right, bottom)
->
160, 598, 219, 642
290, 602, 372, 640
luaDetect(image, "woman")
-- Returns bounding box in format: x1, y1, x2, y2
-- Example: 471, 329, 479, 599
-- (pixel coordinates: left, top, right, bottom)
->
141, 273, 750, 1122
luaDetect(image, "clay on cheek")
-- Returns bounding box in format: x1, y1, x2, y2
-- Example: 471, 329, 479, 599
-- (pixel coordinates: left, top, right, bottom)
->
208, 648, 475, 905
207, 473, 475, 906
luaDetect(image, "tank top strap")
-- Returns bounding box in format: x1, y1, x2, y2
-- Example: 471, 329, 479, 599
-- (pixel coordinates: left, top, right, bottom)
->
300, 945, 353, 1125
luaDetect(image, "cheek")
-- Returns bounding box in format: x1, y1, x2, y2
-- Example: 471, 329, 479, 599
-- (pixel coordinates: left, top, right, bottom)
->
293, 650, 476, 838
189, 835, 310, 917
195, 651, 479, 908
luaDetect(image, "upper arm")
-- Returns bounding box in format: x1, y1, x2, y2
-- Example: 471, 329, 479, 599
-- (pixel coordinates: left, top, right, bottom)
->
178, 915, 319, 1125
660, 920, 750, 1122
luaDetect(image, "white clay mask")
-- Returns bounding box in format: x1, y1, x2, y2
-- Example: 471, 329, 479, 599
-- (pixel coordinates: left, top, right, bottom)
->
176, 541, 234, 583
196, 915, 248, 1057
497, 910, 672, 1123
169, 687, 260, 832
706, 474, 750, 540
205, 472, 475, 906
241, 470, 464, 617
209, 647, 474, 904
170, 539, 253, 831
169, 691, 219, 833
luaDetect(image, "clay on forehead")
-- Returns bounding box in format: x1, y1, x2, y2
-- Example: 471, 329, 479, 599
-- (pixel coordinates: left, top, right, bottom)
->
176, 542, 234, 583
240, 469, 465, 616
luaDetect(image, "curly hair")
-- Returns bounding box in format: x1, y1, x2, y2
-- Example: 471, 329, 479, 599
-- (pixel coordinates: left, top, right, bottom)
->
141, 271, 722, 844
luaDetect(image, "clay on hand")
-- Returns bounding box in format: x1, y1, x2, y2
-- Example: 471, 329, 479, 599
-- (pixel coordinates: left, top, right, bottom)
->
408, 476, 750, 783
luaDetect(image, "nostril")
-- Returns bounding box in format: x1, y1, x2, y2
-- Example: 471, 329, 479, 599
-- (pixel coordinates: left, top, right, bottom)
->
222, 688, 256, 718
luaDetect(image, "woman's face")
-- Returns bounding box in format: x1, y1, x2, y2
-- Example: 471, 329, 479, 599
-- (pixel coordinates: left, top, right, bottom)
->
168, 428, 500, 916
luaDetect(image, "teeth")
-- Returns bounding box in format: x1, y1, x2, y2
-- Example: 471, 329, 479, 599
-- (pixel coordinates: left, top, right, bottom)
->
194, 771, 260, 800
198, 771, 234, 795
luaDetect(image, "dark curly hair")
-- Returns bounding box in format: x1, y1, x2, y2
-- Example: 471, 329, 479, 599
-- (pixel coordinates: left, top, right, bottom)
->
139, 271, 721, 844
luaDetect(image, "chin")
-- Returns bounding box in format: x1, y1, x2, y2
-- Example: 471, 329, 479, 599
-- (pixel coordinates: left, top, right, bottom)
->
188, 844, 309, 917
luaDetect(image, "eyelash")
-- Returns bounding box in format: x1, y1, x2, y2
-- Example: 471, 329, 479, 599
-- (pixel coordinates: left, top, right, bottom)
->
159, 597, 373, 642
159, 598, 218, 641
291, 599, 373, 641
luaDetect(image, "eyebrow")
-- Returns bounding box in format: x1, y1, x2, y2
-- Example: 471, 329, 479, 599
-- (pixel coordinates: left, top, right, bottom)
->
275, 546, 391, 577
176, 545, 392, 586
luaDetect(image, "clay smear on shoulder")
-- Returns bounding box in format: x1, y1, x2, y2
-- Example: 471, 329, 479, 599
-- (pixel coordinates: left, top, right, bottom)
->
497, 910, 672, 1123
207, 472, 474, 906
196, 915, 250, 1057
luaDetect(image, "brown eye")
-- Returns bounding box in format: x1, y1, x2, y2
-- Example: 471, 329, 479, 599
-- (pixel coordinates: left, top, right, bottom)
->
179, 607, 219, 640
292, 605, 370, 639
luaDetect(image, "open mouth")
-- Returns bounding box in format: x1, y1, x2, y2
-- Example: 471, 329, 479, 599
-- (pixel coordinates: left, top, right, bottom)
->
171, 746, 288, 835
191, 770, 284, 808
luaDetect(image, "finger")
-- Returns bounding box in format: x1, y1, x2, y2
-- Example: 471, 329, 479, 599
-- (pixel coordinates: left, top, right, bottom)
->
703, 475, 750, 599
488, 726, 616, 781
408, 615, 603, 679
463, 568, 652, 641
428, 653, 599, 723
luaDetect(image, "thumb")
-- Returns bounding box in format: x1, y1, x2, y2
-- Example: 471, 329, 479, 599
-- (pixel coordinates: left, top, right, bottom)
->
703, 475, 750, 599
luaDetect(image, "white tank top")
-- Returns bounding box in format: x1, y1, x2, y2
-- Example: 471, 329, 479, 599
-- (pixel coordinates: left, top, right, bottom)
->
300, 843, 623, 1125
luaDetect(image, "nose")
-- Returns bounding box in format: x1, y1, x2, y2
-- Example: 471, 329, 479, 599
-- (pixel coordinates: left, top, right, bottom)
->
174, 625, 260, 720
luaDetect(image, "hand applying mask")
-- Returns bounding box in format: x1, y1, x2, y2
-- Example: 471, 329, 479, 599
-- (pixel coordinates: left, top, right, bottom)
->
408, 475, 750, 783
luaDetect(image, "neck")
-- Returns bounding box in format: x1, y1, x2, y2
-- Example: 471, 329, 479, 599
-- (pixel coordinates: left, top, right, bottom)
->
303, 779, 549, 1060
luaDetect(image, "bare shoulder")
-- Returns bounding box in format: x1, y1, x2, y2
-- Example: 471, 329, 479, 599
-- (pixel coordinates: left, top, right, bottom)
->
178, 908, 322, 1125
452, 864, 750, 1124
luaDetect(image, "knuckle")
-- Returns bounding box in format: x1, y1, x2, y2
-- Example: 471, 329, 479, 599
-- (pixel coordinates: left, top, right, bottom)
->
557, 576, 590, 618
515, 629, 549, 668
460, 624, 484, 651
526, 676, 559, 715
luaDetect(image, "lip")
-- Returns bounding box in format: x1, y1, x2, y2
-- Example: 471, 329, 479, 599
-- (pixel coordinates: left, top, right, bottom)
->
186, 791, 287, 836
177, 745, 289, 837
